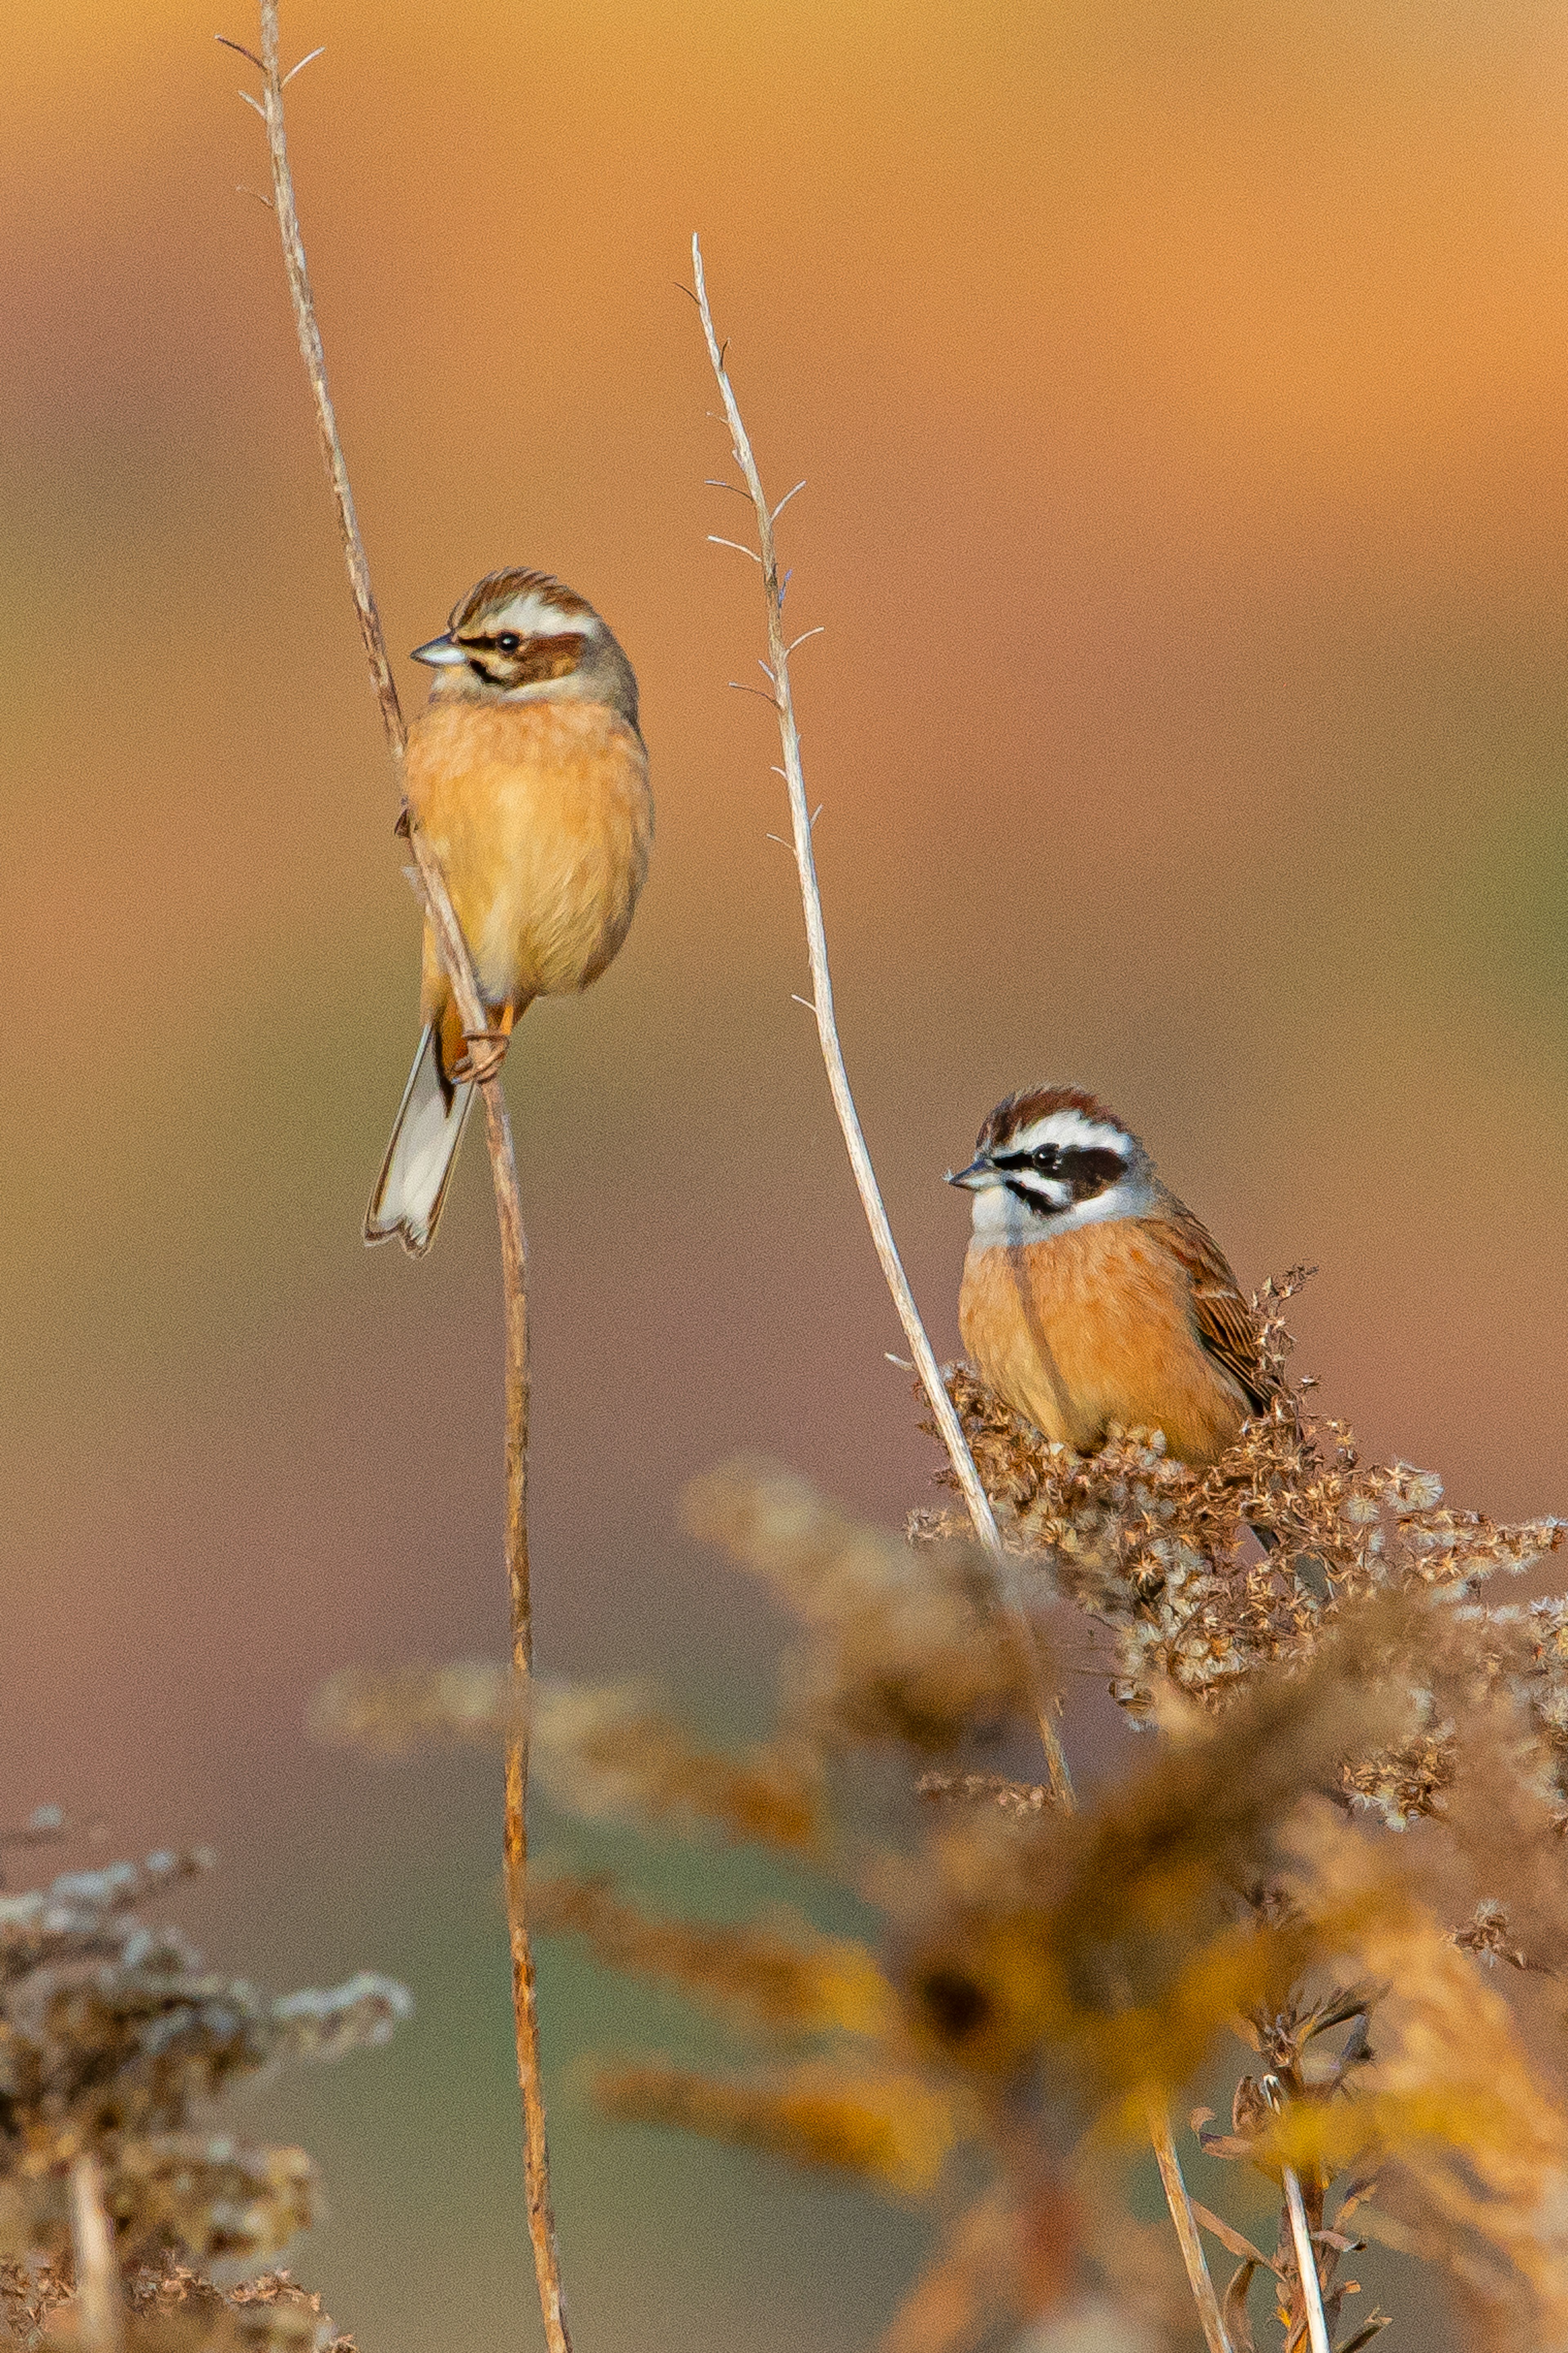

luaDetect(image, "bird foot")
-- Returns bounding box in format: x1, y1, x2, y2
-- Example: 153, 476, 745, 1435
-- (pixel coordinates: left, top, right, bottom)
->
453, 1028, 511, 1085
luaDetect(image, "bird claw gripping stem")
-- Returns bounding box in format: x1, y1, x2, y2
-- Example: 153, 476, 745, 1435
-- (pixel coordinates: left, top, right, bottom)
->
455, 1030, 512, 1086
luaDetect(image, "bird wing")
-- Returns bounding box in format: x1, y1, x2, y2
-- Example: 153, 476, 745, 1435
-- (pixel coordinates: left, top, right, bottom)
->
1145, 1196, 1277, 1417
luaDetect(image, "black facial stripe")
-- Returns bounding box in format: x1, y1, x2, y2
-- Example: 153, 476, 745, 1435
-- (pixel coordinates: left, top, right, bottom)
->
467, 658, 499, 684
1059, 1146, 1126, 1200
995, 1143, 1126, 1214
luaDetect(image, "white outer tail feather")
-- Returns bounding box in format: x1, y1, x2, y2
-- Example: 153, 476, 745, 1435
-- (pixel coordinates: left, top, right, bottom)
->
363, 1024, 476, 1256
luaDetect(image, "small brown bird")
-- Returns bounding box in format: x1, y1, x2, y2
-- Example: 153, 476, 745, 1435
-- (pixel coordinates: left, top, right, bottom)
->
949, 1086, 1276, 1467
365, 568, 653, 1256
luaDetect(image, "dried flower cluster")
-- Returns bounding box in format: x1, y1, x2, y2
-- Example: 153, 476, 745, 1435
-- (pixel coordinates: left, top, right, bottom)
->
0, 1836, 410, 2351
314, 1667, 823, 1853
2, 2257, 356, 2353
683, 1463, 1029, 1753
318, 1288, 1568, 2352
931, 1284, 1561, 1838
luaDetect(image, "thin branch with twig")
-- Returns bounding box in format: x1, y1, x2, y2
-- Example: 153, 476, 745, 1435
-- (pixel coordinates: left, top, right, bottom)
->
688, 234, 1074, 1810
232, 9, 570, 2346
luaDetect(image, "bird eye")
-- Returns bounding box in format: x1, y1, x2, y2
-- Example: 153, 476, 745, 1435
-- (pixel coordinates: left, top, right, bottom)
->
1030, 1146, 1059, 1173
497, 631, 521, 653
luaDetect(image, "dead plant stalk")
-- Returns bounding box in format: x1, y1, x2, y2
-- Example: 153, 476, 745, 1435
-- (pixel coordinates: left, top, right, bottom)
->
67, 2155, 125, 2353
1263, 2078, 1332, 2353
1147, 2106, 1232, 2353
1283, 2165, 1332, 2353
688, 235, 1073, 1812
231, 8, 568, 2346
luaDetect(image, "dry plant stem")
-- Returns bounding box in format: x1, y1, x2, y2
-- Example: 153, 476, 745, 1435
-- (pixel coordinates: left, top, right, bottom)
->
1261, 2076, 1330, 2353
68, 2155, 125, 2353
1282, 2164, 1332, 2353
247, 10, 568, 2346
1147, 2106, 1233, 2353
689, 236, 1073, 1809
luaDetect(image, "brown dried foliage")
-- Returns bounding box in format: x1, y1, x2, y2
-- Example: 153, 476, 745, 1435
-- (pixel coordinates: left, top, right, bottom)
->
0, 1839, 407, 2351
899, 1598, 1421, 2108
933, 1299, 1561, 1837
312, 1667, 823, 1852
593, 2056, 957, 2196
309, 1662, 518, 1758
528, 1876, 891, 2038
318, 1287, 1568, 2352
1, 2258, 357, 2351
684, 1459, 1027, 1752
530, 1682, 823, 1853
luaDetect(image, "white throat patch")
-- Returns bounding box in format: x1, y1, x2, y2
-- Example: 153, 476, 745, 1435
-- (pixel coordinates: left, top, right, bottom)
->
966, 1168, 1155, 1250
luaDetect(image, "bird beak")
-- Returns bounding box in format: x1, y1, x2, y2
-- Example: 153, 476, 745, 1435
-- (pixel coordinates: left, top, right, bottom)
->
411, 633, 467, 668
945, 1155, 999, 1192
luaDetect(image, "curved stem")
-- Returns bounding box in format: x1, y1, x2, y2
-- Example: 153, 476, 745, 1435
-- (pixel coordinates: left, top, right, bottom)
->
690, 236, 1072, 1809
249, 11, 569, 2343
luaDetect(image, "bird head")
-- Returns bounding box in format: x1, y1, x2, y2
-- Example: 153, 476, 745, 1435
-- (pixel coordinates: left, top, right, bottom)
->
946, 1085, 1156, 1244
412, 569, 639, 730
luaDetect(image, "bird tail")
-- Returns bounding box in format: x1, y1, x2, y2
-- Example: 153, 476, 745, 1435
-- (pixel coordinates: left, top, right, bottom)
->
363, 1024, 476, 1257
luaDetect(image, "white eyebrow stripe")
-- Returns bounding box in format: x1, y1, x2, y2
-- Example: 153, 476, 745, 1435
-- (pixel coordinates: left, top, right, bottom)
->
1004, 1110, 1129, 1158
481, 594, 597, 639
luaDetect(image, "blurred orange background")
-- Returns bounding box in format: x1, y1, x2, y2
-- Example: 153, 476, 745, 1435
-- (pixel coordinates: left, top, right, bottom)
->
5, 1, 1568, 2343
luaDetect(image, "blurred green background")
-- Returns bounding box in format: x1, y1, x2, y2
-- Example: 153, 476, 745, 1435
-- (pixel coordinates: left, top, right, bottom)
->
5, 0, 1568, 2343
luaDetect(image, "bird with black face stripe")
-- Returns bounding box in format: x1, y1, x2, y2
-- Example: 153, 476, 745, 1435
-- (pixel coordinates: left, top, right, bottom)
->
365, 567, 652, 1256
948, 1086, 1278, 1468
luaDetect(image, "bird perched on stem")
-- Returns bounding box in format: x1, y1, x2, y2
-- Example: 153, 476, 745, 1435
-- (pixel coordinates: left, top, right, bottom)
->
949, 1086, 1277, 1468
365, 569, 653, 1256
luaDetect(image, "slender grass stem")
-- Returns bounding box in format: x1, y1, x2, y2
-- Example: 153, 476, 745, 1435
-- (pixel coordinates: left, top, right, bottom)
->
242, 13, 568, 2342
689, 235, 1073, 1810
1148, 2105, 1234, 2353
1263, 2076, 1332, 2353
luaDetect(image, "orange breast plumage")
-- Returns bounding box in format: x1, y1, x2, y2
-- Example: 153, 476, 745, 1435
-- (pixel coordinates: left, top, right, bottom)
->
406, 696, 653, 1015
958, 1217, 1254, 1468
